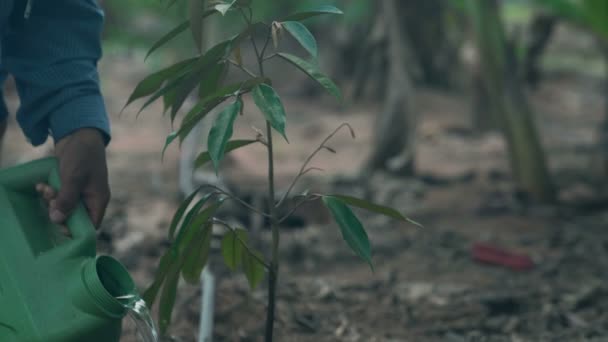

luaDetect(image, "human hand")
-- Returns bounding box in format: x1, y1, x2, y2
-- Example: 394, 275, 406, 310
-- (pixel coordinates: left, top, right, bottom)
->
36, 128, 110, 228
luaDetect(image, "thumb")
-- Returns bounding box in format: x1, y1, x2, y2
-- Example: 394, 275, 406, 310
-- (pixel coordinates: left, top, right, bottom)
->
49, 181, 82, 224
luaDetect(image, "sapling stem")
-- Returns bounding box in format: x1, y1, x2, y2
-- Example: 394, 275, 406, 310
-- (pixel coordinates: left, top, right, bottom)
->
246, 21, 280, 342
264, 120, 279, 342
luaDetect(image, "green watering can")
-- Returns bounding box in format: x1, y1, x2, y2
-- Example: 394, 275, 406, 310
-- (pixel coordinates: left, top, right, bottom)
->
0, 157, 134, 342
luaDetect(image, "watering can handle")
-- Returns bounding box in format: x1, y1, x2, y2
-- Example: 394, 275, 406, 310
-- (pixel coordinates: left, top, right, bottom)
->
45, 158, 97, 242
0, 157, 97, 247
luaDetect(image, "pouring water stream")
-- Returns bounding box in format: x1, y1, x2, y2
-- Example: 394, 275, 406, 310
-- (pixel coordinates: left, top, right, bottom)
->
117, 295, 159, 342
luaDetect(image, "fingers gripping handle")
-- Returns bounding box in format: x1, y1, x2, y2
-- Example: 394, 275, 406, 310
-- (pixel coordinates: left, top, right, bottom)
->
46, 158, 97, 241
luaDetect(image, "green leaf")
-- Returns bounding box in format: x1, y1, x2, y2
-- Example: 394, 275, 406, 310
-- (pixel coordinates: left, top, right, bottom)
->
143, 249, 176, 307
162, 86, 179, 115
242, 249, 266, 289
199, 61, 229, 99
283, 5, 343, 21
178, 77, 269, 141
207, 98, 242, 171
169, 73, 201, 120
182, 223, 213, 284
282, 21, 318, 58
221, 229, 248, 271
277, 53, 341, 101
146, 21, 189, 60
174, 192, 216, 242
196, 37, 235, 67
124, 58, 197, 109
324, 195, 422, 227
168, 187, 199, 240
137, 72, 197, 116
214, 0, 237, 15
162, 132, 179, 161
322, 197, 373, 269
158, 268, 179, 334
167, 39, 237, 122
178, 96, 228, 141
146, 9, 217, 59
252, 84, 288, 141
166, 38, 236, 120
194, 139, 257, 170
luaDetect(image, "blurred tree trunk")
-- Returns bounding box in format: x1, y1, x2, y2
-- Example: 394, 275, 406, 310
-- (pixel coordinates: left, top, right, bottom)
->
472, 13, 557, 132
360, 0, 417, 178
331, 0, 462, 101
350, 6, 388, 101
472, 53, 496, 132
400, 0, 459, 88
596, 44, 608, 178
522, 13, 557, 87
471, 0, 555, 202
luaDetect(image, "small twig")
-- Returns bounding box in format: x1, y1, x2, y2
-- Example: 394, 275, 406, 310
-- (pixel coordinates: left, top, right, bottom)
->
262, 53, 278, 62
199, 184, 272, 218
260, 28, 272, 59
276, 123, 355, 208
251, 35, 264, 75
276, 167, 323, 209
227, 59, 258, 78
302, 167, 325, 176
278, 195, 322, 223
242, 8, 266, 77
239, 7, 252, 26
213, 218, 271, 270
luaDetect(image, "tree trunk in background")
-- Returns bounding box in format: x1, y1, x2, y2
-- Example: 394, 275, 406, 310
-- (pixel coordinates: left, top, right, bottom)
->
360, 0, 417, 178
472, 55, 497, 132
350, 6, 388, 101
523, 13, 557, 87
597, 45, 608, 178
400, 0, 457, 88
471, 0, 555, 202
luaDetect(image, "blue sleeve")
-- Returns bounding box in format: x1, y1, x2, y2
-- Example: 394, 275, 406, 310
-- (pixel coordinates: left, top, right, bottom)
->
0, 71, 8, 122
1, 0, 110, 146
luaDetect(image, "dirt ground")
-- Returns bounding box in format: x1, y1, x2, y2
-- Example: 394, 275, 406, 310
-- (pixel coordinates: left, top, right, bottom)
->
3, 38, 608, 341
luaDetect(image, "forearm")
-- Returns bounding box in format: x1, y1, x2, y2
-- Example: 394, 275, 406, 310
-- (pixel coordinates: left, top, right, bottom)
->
2, 0, 110, 146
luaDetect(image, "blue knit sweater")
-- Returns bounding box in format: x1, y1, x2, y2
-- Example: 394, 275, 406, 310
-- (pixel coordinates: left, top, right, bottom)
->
0, 0, 110, 146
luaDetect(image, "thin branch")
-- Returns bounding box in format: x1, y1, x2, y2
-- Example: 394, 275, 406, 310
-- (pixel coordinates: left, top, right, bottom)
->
212, 218, 271, 270
262, 53, 278, 62
260, 28, 272, 59
251, 34, 264, 75
302, 167, 325, 175
227, 59, 258, 78
241, 7, 266, 76
199, 184, 272, 218
276, 168, 323, 209
276, 123, 355, 208
278, 195, 322, 223
239, 7, 252, 26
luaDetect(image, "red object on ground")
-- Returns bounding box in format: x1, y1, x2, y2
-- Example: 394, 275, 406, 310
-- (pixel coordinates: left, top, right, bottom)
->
471, 242, 535, 271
